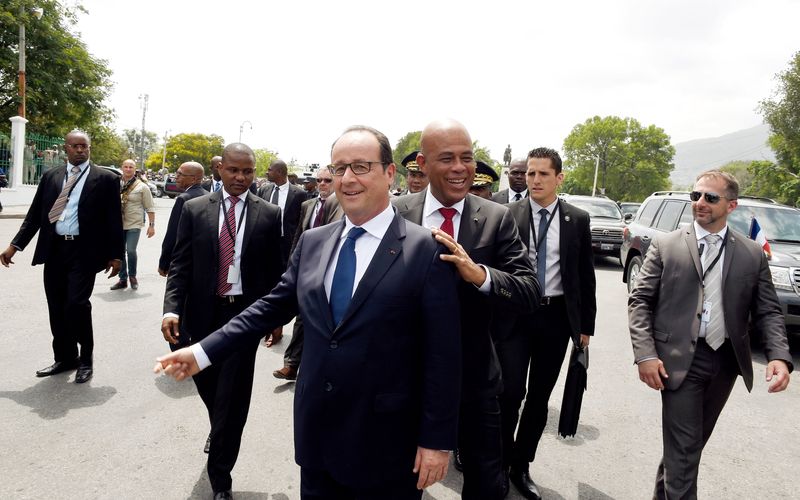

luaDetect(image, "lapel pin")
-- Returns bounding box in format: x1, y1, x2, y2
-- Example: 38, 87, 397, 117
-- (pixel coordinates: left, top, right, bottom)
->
389, 249, 397, 255
565, 215, 571, 222
473, 217, 478, 222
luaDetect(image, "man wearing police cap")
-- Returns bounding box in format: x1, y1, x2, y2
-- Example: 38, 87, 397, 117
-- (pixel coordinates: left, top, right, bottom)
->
402, 150, 429, 194
469, 161, 499, 200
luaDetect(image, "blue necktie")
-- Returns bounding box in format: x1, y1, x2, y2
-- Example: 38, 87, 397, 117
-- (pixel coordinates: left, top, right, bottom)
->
537, 208, 549, 293
330, 226, 367, 325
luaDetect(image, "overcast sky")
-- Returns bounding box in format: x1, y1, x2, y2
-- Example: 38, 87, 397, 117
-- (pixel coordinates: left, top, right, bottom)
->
73, 0, 800, 167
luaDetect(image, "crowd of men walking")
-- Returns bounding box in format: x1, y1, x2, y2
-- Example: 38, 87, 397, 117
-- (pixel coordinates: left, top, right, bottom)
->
0, 121, 793, 500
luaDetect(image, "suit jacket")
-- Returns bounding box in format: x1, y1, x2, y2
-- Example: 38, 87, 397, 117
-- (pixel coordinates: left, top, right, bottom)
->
504, 198, 596, 341
491, 188, 527, 205
200, 213, 462, 487
393, 192, 540, 400
158, 184, 208, 271
629, 224, 794, 391
291, 195, 344, 253
163, 191, 283, 342
202, 179, 257, 194
12, 162, 123, 272
257, 182, 306, 264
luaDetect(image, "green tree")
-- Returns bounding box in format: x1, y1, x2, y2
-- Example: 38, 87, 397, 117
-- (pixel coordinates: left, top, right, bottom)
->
719, 160, 754, 192
123, 128, 159, 162
254, 148, 279, 178
393, 131, 421, 176
145, 132, 224, 173
562, 116, 675, 202
0, 1, 114, 135
89, 125, 127, 166
753, 51, 800, 205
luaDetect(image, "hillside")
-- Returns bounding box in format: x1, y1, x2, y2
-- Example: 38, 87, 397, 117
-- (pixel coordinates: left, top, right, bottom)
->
670, 124, 775, 187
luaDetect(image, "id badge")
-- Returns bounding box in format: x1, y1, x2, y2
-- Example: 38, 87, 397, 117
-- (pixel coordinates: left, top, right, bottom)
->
227, 265, 240, 284
701, 300, 712, 323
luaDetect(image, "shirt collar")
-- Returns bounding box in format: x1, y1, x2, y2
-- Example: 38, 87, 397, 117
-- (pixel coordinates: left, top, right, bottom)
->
423, 187, 466, 218
511, 188, 527, 197
221, 188, 248, 203
694, 221, 728, 241
67, 160, 90, 172
529, 197, 558, 214
342, 203, 394, 241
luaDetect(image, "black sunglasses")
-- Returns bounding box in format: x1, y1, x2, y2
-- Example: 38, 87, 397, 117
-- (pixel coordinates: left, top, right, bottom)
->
690, 191, 726, 204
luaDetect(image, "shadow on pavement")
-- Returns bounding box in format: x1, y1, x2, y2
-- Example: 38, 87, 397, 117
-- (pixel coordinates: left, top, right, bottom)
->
154, 373, 198, 399
273, 382, 295, 395
92, 289, 155, 303
0, 376, 117, 419
186, 465, 289, 499
544, 406, 601, 446
578, 482, 617, 499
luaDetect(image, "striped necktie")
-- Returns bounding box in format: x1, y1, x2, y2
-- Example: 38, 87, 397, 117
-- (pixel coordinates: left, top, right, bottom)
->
702, 234, 726, 350
216, 197, 239, 296
48, 165, 81, 223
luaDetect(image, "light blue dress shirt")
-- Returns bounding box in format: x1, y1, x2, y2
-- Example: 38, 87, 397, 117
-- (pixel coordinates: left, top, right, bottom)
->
55, 161, 91, 236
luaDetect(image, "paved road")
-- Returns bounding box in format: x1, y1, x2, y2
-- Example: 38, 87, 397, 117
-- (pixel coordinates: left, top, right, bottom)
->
1, 198, 798, 499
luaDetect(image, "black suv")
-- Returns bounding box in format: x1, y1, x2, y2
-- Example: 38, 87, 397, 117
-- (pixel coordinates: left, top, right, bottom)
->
561, 194, 626, 262
621, 191, 800, 336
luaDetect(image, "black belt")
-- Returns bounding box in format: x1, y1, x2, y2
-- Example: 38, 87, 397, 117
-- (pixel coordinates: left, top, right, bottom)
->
540, 295, 565, 306
216, 295, 243, 305
55, 234, 79, 241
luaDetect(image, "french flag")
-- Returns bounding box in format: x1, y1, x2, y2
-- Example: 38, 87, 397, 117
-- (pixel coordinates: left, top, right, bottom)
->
749, 217, 772, 259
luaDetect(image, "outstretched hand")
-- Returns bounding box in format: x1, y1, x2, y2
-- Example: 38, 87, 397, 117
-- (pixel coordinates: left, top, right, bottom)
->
431, 227, 486, 286
153, 348, 201, 381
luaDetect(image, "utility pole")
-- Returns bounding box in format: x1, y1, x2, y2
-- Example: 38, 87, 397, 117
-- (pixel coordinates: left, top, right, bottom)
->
161, 129, 170, 170
139, 94, 149, 171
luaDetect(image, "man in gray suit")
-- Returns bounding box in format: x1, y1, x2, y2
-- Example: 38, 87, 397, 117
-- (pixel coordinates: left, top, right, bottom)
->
629, 169, 793, 499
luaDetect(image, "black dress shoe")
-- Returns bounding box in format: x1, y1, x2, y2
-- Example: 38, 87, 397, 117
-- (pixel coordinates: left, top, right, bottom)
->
75, 364, 93, 384
36, 359, 79, 377
213, 490, 232, 500
509, 466, 542, 500
204, 434, 211, 454
453, 448, 464, 472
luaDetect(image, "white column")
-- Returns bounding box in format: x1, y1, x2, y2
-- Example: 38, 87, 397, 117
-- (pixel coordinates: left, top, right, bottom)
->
9, 115, 28, 189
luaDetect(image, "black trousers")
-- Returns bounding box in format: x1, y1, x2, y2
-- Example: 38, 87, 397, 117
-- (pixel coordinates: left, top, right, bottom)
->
283, 314, 304, 368
496, 297, 572, 469
655, 338, 739, 500
300, 467, 422, 500
191, 297, 260, 493
458, 395, 506, 500
42, 238, 97, 364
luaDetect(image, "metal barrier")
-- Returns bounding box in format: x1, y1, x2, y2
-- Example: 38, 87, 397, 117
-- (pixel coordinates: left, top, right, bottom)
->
21, 132, 65, 185
0, 133, 10, 179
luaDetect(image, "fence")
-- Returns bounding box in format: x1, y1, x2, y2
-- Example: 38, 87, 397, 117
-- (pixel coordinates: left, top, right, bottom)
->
0, 133, 10, 178
20, 132, 65, 185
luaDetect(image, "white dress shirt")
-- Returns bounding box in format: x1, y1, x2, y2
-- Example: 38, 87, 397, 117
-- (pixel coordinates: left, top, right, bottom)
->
529, 198, 563, 296
421, 188, 491, 293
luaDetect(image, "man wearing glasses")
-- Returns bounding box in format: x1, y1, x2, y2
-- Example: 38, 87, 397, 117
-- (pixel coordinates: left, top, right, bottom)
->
155, 126, 462, 498
158, 161, 207, 279
629, 169, 792, 499
273, 168, 344, 380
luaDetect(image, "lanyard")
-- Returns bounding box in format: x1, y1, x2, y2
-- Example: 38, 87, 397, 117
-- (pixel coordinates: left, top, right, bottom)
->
64, 165, 89, 199
528, 202, 559, 255
220, 196, 248, 242
699, 234, 727, 284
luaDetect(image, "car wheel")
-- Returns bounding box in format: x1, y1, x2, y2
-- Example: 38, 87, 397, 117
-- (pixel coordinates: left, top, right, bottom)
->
627, 255, 643, 294
156, 187, 165, 198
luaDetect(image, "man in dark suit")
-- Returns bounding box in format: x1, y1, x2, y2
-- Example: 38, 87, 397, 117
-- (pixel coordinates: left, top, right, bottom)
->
158, 161, 207, 279
497, 148, 596, 499
156, 125, 462, 499
0, 130, 123, 383
393, 119, 540, 500
629, 170, 793, 499
274, 168, 344, 380
202, 156, 223, 192
257, 159, 307, 347
491, 157, 527, 204
160, 143, 283, 499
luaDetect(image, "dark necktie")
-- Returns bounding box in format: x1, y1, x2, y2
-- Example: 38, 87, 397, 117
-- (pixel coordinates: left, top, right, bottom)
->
213, 181, 221, 192
702, 234, 725, 349
270, 186, 279, 205
537, 208, 549, 293
48, 165, 81, 223
514, 192, 522, 201
216, 196, 239, 296
439, 208, 457, 238
330, 227, 367, 325
312, 198, 326, 228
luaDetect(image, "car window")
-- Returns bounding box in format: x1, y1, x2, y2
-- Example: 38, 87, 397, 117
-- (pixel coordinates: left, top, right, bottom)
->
637, 199, 661, 227
654, 201, 685, 231
568, 199, 623, 219
678, 202, 693, 228
728, 204, 800, 242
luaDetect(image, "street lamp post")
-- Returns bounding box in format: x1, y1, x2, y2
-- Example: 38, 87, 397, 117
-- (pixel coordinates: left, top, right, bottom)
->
239, 120, 252, 142
17, 5, 44, 118
161, 130, 170, 170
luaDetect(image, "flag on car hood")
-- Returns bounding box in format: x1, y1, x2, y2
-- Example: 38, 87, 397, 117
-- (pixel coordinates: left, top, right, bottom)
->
749, 217, 772, 259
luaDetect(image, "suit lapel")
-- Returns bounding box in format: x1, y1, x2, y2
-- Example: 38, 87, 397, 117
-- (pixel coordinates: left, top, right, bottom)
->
398, 192, 425, 224
208, 191, 223, 265
720, 230, 736, 290
684, 224, 703, 281
317, 219, 345, 332
458, 195, 485, 252
558, 199, 572, 278
336, 215, 405, 333
241, 193, 261, 255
